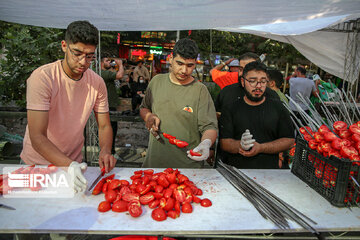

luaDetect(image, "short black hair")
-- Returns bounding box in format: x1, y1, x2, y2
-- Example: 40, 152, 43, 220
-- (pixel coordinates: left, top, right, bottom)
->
296, 66, 306, 75
172, 38, 199, 59
242, 61, 267, 78
239, 52, 259, 61
65, 20, 99, 46
267, 69, 284, 88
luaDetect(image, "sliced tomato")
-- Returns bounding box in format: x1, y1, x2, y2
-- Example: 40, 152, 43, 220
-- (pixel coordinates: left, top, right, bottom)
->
166, 172, 177, 184
148, 199, 160, 209
151, 208, 167, 221
300, 126, 313, 135
128, 200, 142, 217
167, 210, 179, 219
157, 174, 170, 188
323, 131, 337, 142
350, 124, 360, 135
173, 188, 186, 203
105, 189, 118, 203
163, 197, 175, 211
340, 146, 359, 159
169, 138, 178, 145
190, 149, 202, 157
175, 140, 189, 148
339, 130, 352, 139
318, 124, 330, 134
200, 198, 212, 207
112, 200, 128, 212
109, 179, 121, 190
308, 139, 318, 149
314, 132, 324, 142
181, 202, 193, 213
98, 201, 111, 212
163, 132, 176, 139
320, 141, 332, 152
139, 192, 155, 205
333, 121, 348, 131
352, 134, 360, 143
143, 169, 154, 175
102, 182, 109, 193
122, 192, 140, 202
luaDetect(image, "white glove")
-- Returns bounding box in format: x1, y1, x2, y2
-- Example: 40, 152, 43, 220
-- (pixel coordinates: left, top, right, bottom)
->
187, 139, 212, 161
241, 129, 255, 150
68, 161, 88, 193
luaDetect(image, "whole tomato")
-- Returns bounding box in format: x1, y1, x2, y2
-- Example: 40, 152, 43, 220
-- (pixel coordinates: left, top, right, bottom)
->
151, 208, 167, 221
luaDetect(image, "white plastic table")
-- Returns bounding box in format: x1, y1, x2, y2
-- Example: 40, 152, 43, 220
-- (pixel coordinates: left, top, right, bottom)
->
0, 165, 359, 237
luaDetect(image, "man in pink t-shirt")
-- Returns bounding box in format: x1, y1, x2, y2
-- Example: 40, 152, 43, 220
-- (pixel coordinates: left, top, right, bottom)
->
20, 21, 117, 192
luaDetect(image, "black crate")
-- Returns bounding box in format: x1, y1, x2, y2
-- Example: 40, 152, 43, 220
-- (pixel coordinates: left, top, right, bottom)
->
291, 137, 360, 207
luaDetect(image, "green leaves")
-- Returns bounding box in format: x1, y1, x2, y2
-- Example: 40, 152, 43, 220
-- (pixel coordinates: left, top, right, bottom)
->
0, 21, 63, 107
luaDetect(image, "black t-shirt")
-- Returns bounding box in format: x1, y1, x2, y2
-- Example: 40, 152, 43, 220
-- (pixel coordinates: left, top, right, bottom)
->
215, 82, 280, 112
219, 97, 294, 169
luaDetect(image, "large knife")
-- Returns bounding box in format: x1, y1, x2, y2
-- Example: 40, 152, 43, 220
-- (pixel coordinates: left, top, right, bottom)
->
0, 203, 16, 210
149, 128, 165, 144
88, 167, 105, 191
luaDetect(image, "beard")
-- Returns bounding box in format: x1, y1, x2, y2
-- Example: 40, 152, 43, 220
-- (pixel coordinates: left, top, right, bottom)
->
244, 87, 265, 102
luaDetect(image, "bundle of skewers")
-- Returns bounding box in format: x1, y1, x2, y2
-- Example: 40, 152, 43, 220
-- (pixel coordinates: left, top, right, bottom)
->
217, 161, 323, 239
284, 87, 360, 207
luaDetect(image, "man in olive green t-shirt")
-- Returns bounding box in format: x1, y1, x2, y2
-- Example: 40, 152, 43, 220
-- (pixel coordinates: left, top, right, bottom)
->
101, 57, 124, 155
140, 38, 218, 168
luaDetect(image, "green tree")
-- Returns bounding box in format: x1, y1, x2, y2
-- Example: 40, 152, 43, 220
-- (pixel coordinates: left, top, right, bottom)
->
0, 21, 63, 107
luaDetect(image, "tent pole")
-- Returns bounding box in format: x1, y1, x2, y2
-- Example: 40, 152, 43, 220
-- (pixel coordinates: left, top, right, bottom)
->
283, 63, 289, 93
98, 30, 101, 76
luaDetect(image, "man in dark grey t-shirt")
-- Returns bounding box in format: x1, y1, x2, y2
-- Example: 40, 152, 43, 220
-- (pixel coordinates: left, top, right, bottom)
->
289, 66, 318, 122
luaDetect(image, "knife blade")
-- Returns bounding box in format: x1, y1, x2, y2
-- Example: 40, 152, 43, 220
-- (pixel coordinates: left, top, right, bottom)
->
0, 204, 16, 210
88, 167, 105, 191
150, 128, 165, 144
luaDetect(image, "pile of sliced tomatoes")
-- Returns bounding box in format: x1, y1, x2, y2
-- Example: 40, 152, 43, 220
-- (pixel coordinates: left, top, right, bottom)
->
299, 121, 360, 203
93, 168, 212, 221
300, 121, 360, 163
0, 164, 58, 194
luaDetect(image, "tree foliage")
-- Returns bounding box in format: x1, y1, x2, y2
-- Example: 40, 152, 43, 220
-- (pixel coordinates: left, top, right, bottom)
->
0, 21, 307, 105
0, 21, 63, 107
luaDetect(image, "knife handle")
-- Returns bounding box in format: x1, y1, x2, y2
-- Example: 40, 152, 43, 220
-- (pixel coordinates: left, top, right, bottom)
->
100, 167, 105, 176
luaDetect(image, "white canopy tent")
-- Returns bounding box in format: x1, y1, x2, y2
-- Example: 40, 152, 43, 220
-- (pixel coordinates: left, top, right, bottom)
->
0, 0, 359, 85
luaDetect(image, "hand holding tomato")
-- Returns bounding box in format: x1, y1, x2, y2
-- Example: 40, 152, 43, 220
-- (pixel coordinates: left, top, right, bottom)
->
187, 139, 212, 161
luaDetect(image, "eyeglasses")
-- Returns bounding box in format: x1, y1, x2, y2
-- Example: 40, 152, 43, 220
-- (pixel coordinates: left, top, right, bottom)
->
67, 46, 96, 63
243, 77, 268, 87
